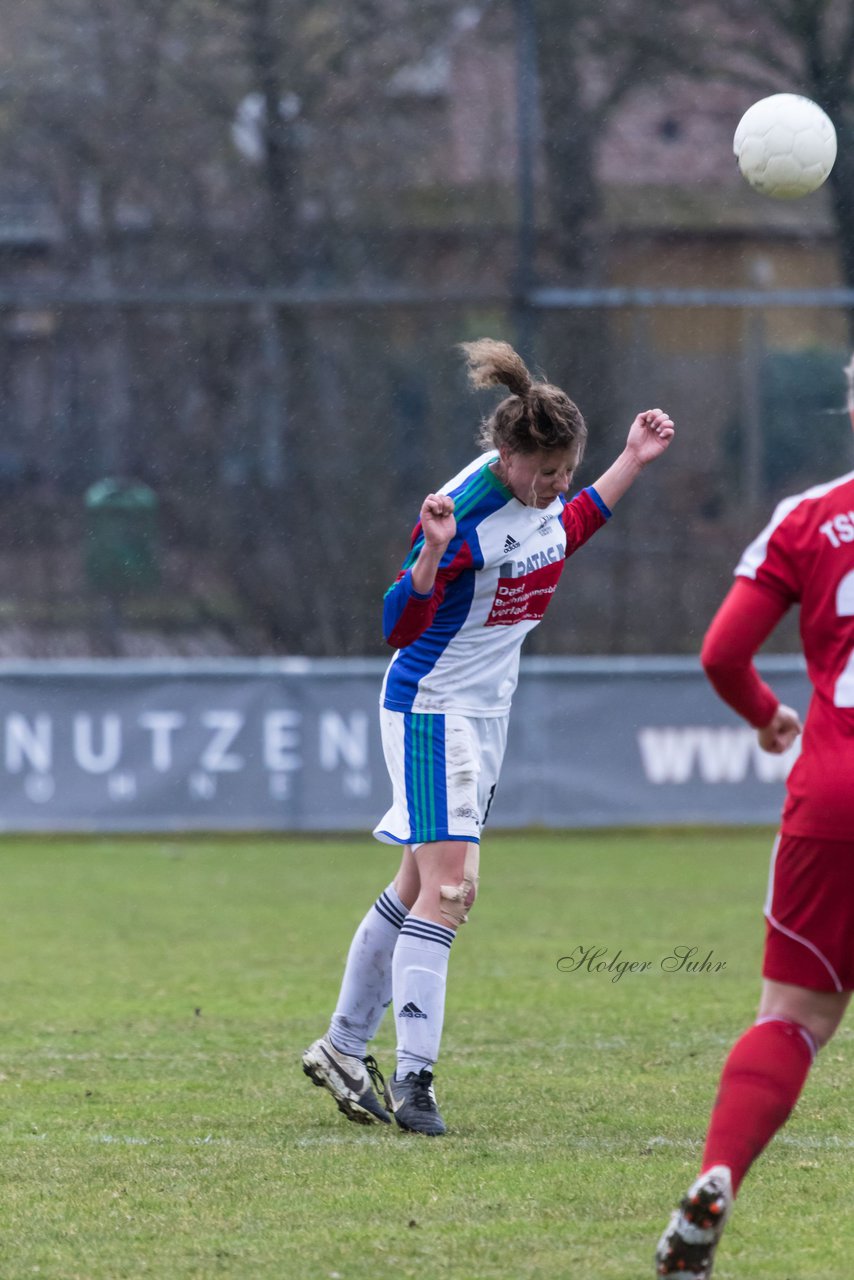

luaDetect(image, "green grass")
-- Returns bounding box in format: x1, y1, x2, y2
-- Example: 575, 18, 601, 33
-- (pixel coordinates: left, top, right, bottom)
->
0, 830, 852, 1278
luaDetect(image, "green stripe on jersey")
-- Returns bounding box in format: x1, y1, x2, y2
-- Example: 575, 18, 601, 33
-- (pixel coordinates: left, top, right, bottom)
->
385, 463, 508, 594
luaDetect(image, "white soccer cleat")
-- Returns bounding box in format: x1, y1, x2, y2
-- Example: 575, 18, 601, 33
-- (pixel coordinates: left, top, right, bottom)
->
302, 1035, 391, 1125
655, 1165, 732, 1279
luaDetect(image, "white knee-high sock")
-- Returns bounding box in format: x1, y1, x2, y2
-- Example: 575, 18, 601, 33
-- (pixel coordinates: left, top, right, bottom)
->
392, 916, 455, 1076
328, 884, 408, 1058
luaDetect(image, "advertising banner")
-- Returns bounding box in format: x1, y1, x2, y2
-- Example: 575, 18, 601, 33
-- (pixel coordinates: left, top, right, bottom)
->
0, 657, 809, 832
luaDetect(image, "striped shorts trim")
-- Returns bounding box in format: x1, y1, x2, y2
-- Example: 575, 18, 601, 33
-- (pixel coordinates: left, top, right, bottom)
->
373, 707, 507, 848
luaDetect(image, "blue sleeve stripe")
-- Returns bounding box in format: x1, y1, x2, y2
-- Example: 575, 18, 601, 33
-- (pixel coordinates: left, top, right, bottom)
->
586, 485, 612, 519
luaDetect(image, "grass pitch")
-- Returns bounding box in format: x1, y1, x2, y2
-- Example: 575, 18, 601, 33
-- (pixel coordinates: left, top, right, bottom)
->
0, 829, 852, 1279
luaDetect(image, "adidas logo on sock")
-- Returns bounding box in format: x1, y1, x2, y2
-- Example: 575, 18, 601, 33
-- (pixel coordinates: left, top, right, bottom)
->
503, 533, 521, 553
400, 1001, 427, 1019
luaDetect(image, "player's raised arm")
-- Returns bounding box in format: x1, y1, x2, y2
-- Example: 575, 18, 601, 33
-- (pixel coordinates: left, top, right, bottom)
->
591, 409, 675, 510
410, 493, 456, 595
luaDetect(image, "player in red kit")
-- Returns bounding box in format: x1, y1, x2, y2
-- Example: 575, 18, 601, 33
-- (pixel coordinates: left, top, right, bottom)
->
656, 353, 854, 1278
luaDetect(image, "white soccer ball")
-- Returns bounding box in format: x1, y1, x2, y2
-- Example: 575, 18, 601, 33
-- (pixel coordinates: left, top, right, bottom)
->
733, 94, 837, 199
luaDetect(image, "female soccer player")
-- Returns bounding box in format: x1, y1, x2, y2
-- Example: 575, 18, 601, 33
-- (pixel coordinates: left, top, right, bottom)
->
656, 353, 854, 1277
303, 338, 674, 1135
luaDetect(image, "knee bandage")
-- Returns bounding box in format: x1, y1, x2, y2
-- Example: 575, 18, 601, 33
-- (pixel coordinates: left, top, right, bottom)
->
439, 843, 480, 927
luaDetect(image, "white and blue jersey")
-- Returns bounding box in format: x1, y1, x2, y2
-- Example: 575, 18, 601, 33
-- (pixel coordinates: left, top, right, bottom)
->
380, 453, 611, 718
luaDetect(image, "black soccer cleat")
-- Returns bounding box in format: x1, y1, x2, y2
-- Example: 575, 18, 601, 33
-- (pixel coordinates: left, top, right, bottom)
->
387, 1067, 447, 1136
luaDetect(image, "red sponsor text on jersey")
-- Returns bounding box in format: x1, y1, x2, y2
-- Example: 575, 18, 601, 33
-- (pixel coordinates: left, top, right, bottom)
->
485, 558, 564, 627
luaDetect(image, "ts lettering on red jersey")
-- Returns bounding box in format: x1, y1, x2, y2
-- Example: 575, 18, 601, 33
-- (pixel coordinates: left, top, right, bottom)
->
735, 468, 854, 839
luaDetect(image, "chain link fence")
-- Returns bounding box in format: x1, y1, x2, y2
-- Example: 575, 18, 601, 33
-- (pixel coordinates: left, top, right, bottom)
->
0, 288, 850, 656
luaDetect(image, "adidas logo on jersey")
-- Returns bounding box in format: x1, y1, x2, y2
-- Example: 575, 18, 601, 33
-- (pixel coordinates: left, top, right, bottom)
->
400, 1001, 427, 1019
503, 534, 521, 553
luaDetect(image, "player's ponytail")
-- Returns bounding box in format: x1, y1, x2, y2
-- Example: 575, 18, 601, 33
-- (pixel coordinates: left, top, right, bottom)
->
460, 337, 587, 462
460, 338, 533, 400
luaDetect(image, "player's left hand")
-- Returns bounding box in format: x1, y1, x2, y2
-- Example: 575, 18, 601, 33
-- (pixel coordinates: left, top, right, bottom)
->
626, 408, 675, 465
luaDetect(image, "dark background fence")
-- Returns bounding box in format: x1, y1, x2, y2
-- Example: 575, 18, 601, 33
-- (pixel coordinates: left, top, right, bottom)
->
0, 288, 849, 658
1, 1, 853, 658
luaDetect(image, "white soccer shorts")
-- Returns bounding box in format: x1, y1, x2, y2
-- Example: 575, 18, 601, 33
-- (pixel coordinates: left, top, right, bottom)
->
373, 707, 508, 847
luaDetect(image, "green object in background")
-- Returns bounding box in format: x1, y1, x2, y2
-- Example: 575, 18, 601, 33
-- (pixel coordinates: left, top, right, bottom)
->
84, 477, 160, 594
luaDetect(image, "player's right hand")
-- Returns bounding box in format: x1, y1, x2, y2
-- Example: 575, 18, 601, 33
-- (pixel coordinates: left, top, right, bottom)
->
757, 703, 802, 754
420, 493, 456, 550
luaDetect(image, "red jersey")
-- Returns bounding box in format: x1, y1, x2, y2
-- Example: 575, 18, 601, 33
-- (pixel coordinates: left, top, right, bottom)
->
702, 469, 854, 840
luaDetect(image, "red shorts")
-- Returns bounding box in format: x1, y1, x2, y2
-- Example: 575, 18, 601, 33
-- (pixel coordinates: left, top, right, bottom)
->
763, 833, 854, 993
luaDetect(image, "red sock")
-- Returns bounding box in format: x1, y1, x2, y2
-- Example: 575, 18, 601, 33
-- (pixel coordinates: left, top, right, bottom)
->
702, 1018, 815, 1193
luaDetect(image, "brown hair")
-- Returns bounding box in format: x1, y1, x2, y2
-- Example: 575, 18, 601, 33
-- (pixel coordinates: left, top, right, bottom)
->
460, 338, 587, 462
